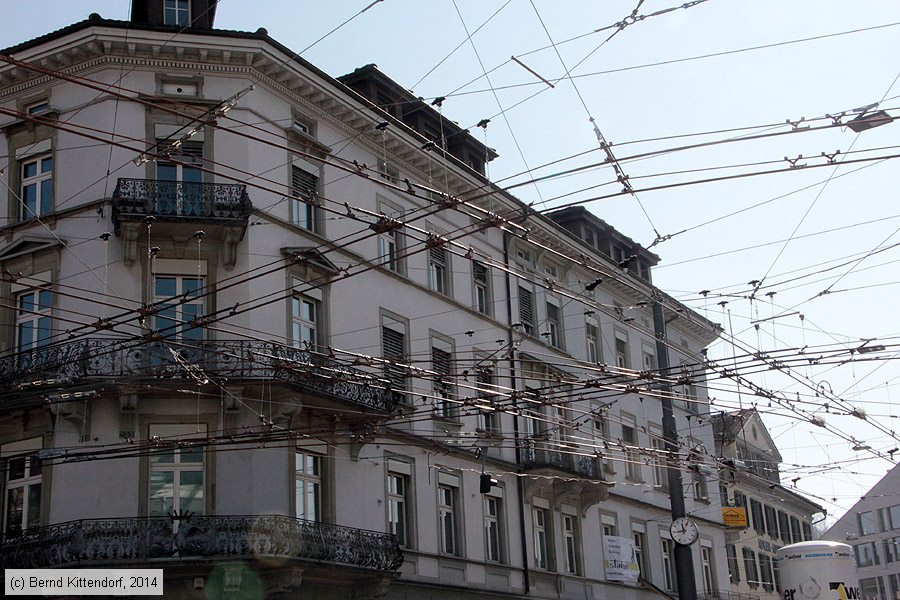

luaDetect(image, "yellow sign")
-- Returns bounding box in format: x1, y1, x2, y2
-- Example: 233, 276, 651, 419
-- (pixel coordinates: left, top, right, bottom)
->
722, 507, 748, 528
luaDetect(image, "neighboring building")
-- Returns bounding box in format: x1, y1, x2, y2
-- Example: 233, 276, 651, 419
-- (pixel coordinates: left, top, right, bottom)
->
713, 409, 824, 600
824, 462, 900, 600
0, 2, 728, 598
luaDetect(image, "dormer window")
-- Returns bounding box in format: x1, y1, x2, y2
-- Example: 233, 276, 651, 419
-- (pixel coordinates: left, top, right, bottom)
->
164, 0, 190, 26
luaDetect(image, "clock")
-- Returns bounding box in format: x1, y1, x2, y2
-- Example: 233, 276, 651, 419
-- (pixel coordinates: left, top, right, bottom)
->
670, 517, 700, 546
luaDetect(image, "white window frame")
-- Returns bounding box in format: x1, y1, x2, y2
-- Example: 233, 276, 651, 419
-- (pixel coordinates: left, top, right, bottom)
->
148, 424, 206, 519
19, 151, 53, 220
152, 270, 205, 344
586, 319, 599, 363
472, 260, 491, 315
428, 241, 450, 295
614, 330, 629, 369
295, 449, 323, 522
661, 537, 676, 592
291, 159, 320, 233
2, 437, 43, 536
163, 0, 191, 26
376, 199, 404, 274
632, 522, 648, 582
438, 474, 460, 555
533, 503, 550, 570
622, 415, 641, 481
701, 544, 716, 592
291, 284, 322, 350
563, 512, 580, 575
387, 465, 411, 548
650, 427, 666, 489
484, 492, 504, 563
545, 298, 563, 349
15, 282, 52, 353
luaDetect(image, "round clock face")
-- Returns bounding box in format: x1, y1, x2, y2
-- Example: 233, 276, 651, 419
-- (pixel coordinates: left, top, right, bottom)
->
670, 517, 700, 545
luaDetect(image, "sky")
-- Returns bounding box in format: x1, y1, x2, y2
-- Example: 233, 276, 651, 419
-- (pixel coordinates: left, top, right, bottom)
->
3, 0, 900, 525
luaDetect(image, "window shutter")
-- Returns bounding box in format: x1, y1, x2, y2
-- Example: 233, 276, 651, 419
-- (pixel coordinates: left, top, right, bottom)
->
430, 245, 447, 266
382, 327, 406, 389
432, 347, 451, 375
292, 165, 318, 199
518, 287, 534, 329
473, 262, 487, 284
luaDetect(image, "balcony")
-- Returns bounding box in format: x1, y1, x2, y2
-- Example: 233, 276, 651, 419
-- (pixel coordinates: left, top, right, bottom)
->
521, 445, 611, 507
0, 514, 403, 572
522, 446, 604, 479
0, 338, 398, 413
113, 178, 251, 223
112, 178, 251, 269
697, 592, 760, 600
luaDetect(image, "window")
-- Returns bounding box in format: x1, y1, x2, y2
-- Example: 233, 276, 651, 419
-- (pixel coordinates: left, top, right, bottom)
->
432, 341, 454, 418
428, 242, 449, 295
750, 499, 764, 534
484, 495, 503, 563
789, 516, 801, 543
148, 424, 205, 518
26, 100, 49, 115
3, 454, 41, 536
650, 431, 666, 489
701, 546, 716, 592
518, 287, 535, 334
291, 163, 319, 232
563, 514, 580, 575
885, 536, 900, 563
533, 505, 550, 569
438, 482, 459, 555
642, 346, 656, 371
859, 510, 878, 535
764, 504, 778, 538
885, 505, 900, 530
153, 275, 204, 343
633, 529, 648, 581
163, 0, 190, 26
387, 471, 410, 547
155, 140, 203, 216
743, 547, 759, 588
601, 514, 618, 537
476, 365, 499, 433
726, 543, 741, 583
472, 261, 491, 315
593, 410, 613, 472
376, 199, 404, 274
802, 521, 812, 541
661, 539, 677, 592
291, 293, 319, 349
19, 153, 53, 219
759, 553, 774, 592
382, 315, 407, 402
778, 510, 791, 542
614, 332, 629, 368
546, 300, 563, 349
855, 541, 880, 567
295, 451, 322, 521
16, 287, 52, 354
692, 470, 708, 501
586, 322, 599, 363
622, 419, 641, 481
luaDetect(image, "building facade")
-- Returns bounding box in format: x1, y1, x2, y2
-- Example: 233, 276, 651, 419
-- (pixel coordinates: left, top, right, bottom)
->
713, 409, 824, 600
824, 462, 900, 600
1, 3, 729, 598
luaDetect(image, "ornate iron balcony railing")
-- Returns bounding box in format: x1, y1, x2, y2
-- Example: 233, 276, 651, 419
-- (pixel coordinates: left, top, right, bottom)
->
0, 514, 403, 571
522, 445, 604, 480
0, 338, 397, 413
112, 178, 251, 222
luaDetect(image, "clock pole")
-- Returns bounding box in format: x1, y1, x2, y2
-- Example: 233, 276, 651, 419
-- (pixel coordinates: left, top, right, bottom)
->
653, 294, 698, 600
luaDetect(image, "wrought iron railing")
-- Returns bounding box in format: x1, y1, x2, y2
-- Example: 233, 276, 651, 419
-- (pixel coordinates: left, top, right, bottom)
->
522, 445, 604, 480
0, 515, 403, 571
0, 338, 397, 413
113, 178, 251, 221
